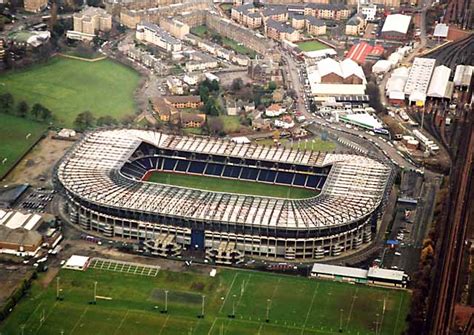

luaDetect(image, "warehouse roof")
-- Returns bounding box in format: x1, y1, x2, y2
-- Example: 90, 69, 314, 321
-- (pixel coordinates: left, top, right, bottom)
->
382, 14, 411, 35
427, 65, 452, 98
311, 263, 368, 279
453, 65, 473, 86
433, 23, 449, 38
404, 57, 436, 97
367, 267, 406, 282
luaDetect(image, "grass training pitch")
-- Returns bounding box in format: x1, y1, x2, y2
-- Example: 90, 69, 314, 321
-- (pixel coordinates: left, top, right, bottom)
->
0, 114, 47, 178
145, 171, 318, 199
0, 57, 140, 127
297, 41, 329, 52
0, 265, 410, 335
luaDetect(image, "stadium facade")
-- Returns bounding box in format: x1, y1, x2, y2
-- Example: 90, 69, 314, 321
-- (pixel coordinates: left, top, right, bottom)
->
55, 129, 392, 263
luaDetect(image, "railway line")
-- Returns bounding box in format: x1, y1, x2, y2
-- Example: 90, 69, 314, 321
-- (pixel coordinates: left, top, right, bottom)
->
427, 108, 474, 334
425, 34, 474, 70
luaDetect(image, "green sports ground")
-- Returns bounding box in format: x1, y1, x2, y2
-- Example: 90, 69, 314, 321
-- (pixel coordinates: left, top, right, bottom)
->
0, 263, 410, 335
0, 57, 140, 127
297, 41, 329, 52
0, 114, 47, 178
146, 171, 318, 199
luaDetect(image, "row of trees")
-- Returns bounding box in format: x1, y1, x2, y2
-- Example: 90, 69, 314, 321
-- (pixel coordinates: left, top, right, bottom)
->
73, 111, 129, 131
0, 93, 53, 122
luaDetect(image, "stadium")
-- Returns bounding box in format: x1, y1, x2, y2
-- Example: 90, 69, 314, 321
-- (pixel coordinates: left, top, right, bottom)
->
55, 129, 392, 263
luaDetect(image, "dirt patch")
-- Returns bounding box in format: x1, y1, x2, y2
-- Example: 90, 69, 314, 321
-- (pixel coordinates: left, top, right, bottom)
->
3, 131, 75, 188
0, 264, 33, 306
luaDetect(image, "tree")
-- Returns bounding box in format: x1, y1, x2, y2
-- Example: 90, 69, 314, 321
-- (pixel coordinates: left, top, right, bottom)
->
210, 79, 220, 92
203, 98, 219, 116
268, 81, 277, 91
16, 101, 29, 118
40, 107, 52, 121
97, 115, 118, 126
74, 111, 96, 130
199, 84, 210, 104
31, 103, 45, 120
0, 93, 14, 114
207, 117, 224, 136
231, 78, 243, 92
366, 82, 384, 113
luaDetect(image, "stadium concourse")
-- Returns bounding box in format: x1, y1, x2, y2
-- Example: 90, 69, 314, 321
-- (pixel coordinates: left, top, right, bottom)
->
55, 129, 392, 263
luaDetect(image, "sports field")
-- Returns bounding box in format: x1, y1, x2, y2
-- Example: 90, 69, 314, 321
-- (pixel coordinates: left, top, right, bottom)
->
0, 264, 410, 335
146, 171, 318, 199
0, 114, 47, 179
0, 57, 140, 127
297, 41, 328, 52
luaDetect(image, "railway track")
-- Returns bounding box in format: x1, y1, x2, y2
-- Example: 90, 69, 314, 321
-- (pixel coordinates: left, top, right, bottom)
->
425, 34, 474, 70
427, 108, 474, 334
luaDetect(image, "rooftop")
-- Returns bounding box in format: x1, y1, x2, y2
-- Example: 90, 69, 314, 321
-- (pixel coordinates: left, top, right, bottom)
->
382, 14, 411, 35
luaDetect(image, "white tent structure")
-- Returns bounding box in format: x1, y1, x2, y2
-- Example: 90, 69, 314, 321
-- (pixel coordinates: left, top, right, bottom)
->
372, 60, 392, 74
427, 65, 453, 98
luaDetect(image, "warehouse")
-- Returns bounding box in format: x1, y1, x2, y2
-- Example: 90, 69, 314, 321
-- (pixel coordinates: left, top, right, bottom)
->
427, 65, 453, 99
453, 65, 473, 87
381, 14, 411, 40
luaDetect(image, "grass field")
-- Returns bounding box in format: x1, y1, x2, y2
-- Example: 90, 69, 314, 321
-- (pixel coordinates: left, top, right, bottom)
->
222, 37, 256, 58
0, 265, 410, 335
190, 25, 209, 38
256, 138, 336, 152
0, 57, 140, 127
297, 41, 328, 52
146, 171, 318, 199
0, 114, 47, 178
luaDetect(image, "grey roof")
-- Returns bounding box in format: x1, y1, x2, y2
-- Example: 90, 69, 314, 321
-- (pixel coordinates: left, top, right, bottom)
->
0, 184, 29, 207
306, 16, 326, 27
266, 19, 295, 33
139, 22, 181, 45
262, 6, 288, 17
0, 225, 42, 247
367, 267, 406, 281
347, 13, 364, 26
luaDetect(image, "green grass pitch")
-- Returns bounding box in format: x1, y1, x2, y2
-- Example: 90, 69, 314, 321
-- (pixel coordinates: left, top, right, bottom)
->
0, 266, 410, 335
297, 41, 329, 52
146, 171, 318, 199
0, 114, 47, 178
0, 57, 140, 127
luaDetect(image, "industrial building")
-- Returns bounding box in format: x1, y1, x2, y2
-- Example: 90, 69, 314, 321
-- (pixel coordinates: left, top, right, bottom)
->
404, 57, 436, 105
381, 14, 411, 40
427, 65, 453, 99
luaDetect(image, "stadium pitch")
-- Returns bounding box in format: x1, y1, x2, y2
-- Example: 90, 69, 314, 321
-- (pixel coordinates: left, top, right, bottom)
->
0, 114, 47, 178
0, 57, 140, 127
0, 264, 410, 335
296, 41, 329, 52
145, 171, 319, 199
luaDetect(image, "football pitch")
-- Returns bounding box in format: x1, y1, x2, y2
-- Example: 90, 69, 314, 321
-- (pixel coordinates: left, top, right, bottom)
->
0, 57, 140, 127
0, 265, 410, 335
297, 41, 329, 52
146, 171, 318, 199
0, 114, 47, 178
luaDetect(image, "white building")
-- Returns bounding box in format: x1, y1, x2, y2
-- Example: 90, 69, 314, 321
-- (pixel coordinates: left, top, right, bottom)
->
453, 65, 473, 87
136, 22, 182, 52
63, 255, 91, 271
358, 3, 377, 21
404, 57, 436, 104
381, 14, 411, 40
427, 65, 453, 99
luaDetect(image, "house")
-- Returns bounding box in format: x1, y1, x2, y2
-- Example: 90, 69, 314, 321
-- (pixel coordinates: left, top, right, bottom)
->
185, 52, 219, 72
358, 3, 377, 21
232, 4, 263, 29
262, 6, 289, 23
159, 17, 190, 39
291, 14, 307, 30
67, 6, 112, 41
265, 103, 286, 117
151, 97, 179, 123
274, 115, 295, 129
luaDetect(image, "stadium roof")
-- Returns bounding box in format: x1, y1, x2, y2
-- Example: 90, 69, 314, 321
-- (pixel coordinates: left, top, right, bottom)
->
57, 130, 391, 230
311, 263, 368, 279
427, 65, 452, 98
381, 14, 411, 35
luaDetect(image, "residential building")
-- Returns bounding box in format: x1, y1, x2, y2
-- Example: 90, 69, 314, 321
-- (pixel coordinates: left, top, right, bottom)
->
265, 103, 286, 117
24, 0, 47, 13
164, 95, 203, 109
291, 14, 307, 30
159, 17, 190, 39
181, 112, 206, 128
185, 52, 219, 72
358, 3, 377, 21
67, 6, 112, 41
305, 4, 350, 21
166, 77, 184, 95
231, 4, 263, 29
136, 22, 182, 52
262, 6, 289, 23
152, 97, 179, 123
346, 13, 366, 36
381, 14, 411, 40
306, 16, 326, 36
265, 19, 300, 42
